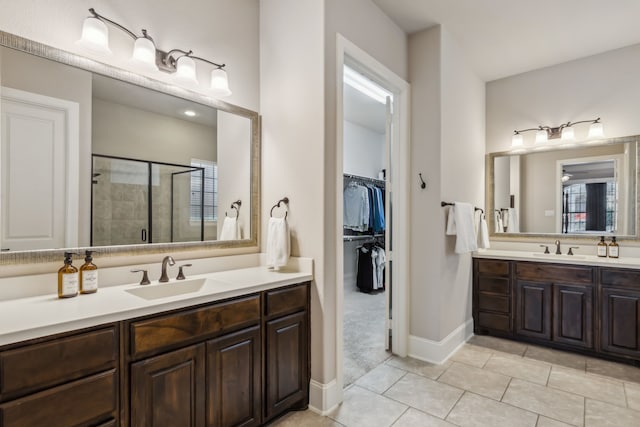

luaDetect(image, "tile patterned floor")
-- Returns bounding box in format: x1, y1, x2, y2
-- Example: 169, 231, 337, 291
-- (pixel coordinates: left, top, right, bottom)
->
270, 336, 640, 426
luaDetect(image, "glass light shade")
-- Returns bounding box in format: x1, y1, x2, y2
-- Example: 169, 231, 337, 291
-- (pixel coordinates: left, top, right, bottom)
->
174, 56, 199, 86
209, 68, 232, 97
588, 121, 604, 139
512, 133, 524, 147
535, 129, 548, 143
130, 37, 158, 73
561, 126, 575, 141
76, 17, 112, 55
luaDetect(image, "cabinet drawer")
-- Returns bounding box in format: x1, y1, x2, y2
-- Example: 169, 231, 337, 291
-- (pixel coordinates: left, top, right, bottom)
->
130, 295, 260, 357
478, 276, 510, 295
478, 294, 510, 313
0, 327, 117, 401
265, 283, 309, 318
477, 260, 509, 276
478, 312, 511, 332
600, 268, 640, 288
0, 370, 117, 427
516, 262, 593, 284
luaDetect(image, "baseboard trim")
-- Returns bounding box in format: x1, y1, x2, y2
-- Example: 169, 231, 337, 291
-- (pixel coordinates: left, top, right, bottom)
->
308, 378, 341, 415
408, 318, 474, 364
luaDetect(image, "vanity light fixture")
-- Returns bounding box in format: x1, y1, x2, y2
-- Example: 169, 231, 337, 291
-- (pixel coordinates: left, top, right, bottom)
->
511, 118, 603, 147
76, 8, 232, 97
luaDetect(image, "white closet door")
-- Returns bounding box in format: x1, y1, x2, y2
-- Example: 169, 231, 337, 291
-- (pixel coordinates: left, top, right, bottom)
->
1, 87, 79, 251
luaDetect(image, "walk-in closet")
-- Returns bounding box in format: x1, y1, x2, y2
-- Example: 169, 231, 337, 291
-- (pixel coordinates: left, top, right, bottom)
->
342, 64, 392, 386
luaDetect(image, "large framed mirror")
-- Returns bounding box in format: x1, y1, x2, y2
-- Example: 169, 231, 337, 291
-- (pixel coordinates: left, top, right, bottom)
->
487, 135, 639, 240
0, 31, 260, 264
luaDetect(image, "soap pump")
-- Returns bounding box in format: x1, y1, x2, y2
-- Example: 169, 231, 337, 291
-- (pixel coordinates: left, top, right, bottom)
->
597, 236, 607, 257
58, 252, 79, 298
609, 236, 619, 258
80, 250, 98, 294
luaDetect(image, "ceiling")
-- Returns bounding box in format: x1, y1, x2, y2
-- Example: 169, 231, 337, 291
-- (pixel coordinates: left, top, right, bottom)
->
372, 0, 640, 81
343, 84, 387, 134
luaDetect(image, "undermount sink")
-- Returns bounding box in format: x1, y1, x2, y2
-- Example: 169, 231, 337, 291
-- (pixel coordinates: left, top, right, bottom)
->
532, 253, 587, 260
126, 278, 207, 300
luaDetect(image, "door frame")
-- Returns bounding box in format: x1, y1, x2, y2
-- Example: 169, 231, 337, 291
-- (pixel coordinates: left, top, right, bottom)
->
335, 34, 410, 398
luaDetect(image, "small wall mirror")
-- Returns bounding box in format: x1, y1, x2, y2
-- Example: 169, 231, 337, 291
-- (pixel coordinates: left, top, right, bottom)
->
0, 32, 259, 263
488, 136, 638, 239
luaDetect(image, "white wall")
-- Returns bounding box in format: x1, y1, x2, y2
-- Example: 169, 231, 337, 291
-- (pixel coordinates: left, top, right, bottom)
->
487, 43, 640, 153
408, 26, 485, 348
0, 0, 259, 111
343, 120, 385, 179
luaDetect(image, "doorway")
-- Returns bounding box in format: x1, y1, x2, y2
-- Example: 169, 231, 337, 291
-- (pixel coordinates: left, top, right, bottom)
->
335, 35, 410, 397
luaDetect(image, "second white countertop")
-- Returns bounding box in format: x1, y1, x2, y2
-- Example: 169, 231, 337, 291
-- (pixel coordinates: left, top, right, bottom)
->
474, 248, 640, 269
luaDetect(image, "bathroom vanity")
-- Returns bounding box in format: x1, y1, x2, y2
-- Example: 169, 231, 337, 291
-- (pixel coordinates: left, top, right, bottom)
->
473, 252, 640, 365
0, 265, 311, 427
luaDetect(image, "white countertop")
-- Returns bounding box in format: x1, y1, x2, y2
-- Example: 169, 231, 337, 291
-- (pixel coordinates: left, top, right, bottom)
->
0, 263, 313, 347
474, 248, 640, 269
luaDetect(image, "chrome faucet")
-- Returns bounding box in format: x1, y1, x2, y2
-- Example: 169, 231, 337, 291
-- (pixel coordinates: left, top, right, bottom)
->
554, 240, 561, 255
159, 256, 175, 282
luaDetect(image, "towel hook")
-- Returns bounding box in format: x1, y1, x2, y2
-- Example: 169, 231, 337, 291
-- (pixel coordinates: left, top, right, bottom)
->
418, 173, 426, 189
270, 197, 289, 219
225, 200, 242, 218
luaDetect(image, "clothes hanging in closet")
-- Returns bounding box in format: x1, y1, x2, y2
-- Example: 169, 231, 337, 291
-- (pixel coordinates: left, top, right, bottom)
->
344, 181, 385, 233
356, 244, 385, 293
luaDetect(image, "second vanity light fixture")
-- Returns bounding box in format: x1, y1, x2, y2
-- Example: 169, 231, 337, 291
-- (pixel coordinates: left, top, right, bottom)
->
512, 118, 604, 147
76, 8, 232, 97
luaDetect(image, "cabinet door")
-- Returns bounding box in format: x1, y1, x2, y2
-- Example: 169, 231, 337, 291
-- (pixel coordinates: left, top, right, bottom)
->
516, 281, 552, 340
207, 326, 261, 427
264, 311, 308, 422
130, 344, 205, 427
601, 287, 640, 357
553, 284, 593, 349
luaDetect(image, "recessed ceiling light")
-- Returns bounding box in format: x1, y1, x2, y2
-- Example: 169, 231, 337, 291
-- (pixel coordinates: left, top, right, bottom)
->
184, 110, 196, 117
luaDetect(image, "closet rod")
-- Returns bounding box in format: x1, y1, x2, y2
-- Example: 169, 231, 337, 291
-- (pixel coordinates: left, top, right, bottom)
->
343, 233, 385, 242
441, 201, 484, 214
343, 173, 385, 186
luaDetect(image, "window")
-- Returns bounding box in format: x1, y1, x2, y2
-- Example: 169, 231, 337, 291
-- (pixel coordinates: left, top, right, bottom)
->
564, 181, 616, 233
190, 159, 217, 222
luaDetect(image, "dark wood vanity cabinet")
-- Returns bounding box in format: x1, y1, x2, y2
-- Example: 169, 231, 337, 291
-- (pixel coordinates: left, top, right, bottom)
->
473, 259, 512, 334
0, 325, 119, 427
474, 258, 640, 364
126, 282, 310, 427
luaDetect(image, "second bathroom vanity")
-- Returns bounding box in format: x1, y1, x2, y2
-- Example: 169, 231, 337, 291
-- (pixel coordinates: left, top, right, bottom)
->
474, 252, 640, 365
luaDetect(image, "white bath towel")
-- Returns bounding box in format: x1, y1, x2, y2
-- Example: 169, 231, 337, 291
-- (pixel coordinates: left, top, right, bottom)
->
446, 202, 478, 254
219, 216, 241, 240
506, 208, 519, 233
494, 211, 504, 233
266, 217, 290, 270
478, 213, 490, 249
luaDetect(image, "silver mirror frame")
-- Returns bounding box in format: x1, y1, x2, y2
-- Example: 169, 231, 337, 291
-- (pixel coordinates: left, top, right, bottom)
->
0, 30, 260, 265
486, 135, 640, 242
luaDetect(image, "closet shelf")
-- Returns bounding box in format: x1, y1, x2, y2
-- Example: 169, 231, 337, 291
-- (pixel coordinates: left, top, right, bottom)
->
344, 173, 385, 186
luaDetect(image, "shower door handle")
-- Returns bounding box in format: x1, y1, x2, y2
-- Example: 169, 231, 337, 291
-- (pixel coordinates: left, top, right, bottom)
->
141, 229, 147, 242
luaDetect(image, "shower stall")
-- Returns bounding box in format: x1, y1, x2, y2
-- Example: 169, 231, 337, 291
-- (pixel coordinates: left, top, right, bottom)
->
91, 154, 214, 246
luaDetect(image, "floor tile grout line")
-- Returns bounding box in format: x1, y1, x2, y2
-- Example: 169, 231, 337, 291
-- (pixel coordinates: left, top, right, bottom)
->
388, 406, 410, 427
499, 376, 514, 402
443, 389, 467, 422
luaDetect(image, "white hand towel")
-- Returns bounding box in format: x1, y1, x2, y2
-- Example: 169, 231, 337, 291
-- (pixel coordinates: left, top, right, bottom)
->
446, 206, 457, 235
506, 208, 519, 233
478, 214, 490, 249
219, 216, 240, 240
494, 211, 503, 233
452, 202, 478, 254
266, 217, 290, 270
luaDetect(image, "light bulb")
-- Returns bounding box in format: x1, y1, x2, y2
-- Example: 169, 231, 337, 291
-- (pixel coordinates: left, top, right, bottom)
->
535, 129, 548, 144
76, 16, 112, 55
588, 121, 604, 139
512, 133, 524, 147
174, 56, 199, 86
130, 37, 158, 73
561, 126, 575, 141
209, 68, 232, 97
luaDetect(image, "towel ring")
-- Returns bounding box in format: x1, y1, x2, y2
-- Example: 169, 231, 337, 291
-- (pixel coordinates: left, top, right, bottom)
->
270, 197, 289, 219
225, 200, 242, 218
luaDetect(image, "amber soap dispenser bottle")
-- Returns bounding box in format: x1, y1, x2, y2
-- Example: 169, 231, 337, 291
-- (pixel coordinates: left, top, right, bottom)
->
58, 252, 79, 298
80, 250, 98, 294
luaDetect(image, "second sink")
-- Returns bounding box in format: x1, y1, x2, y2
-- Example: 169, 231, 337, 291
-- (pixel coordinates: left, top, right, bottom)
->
126, 278, 207, 300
